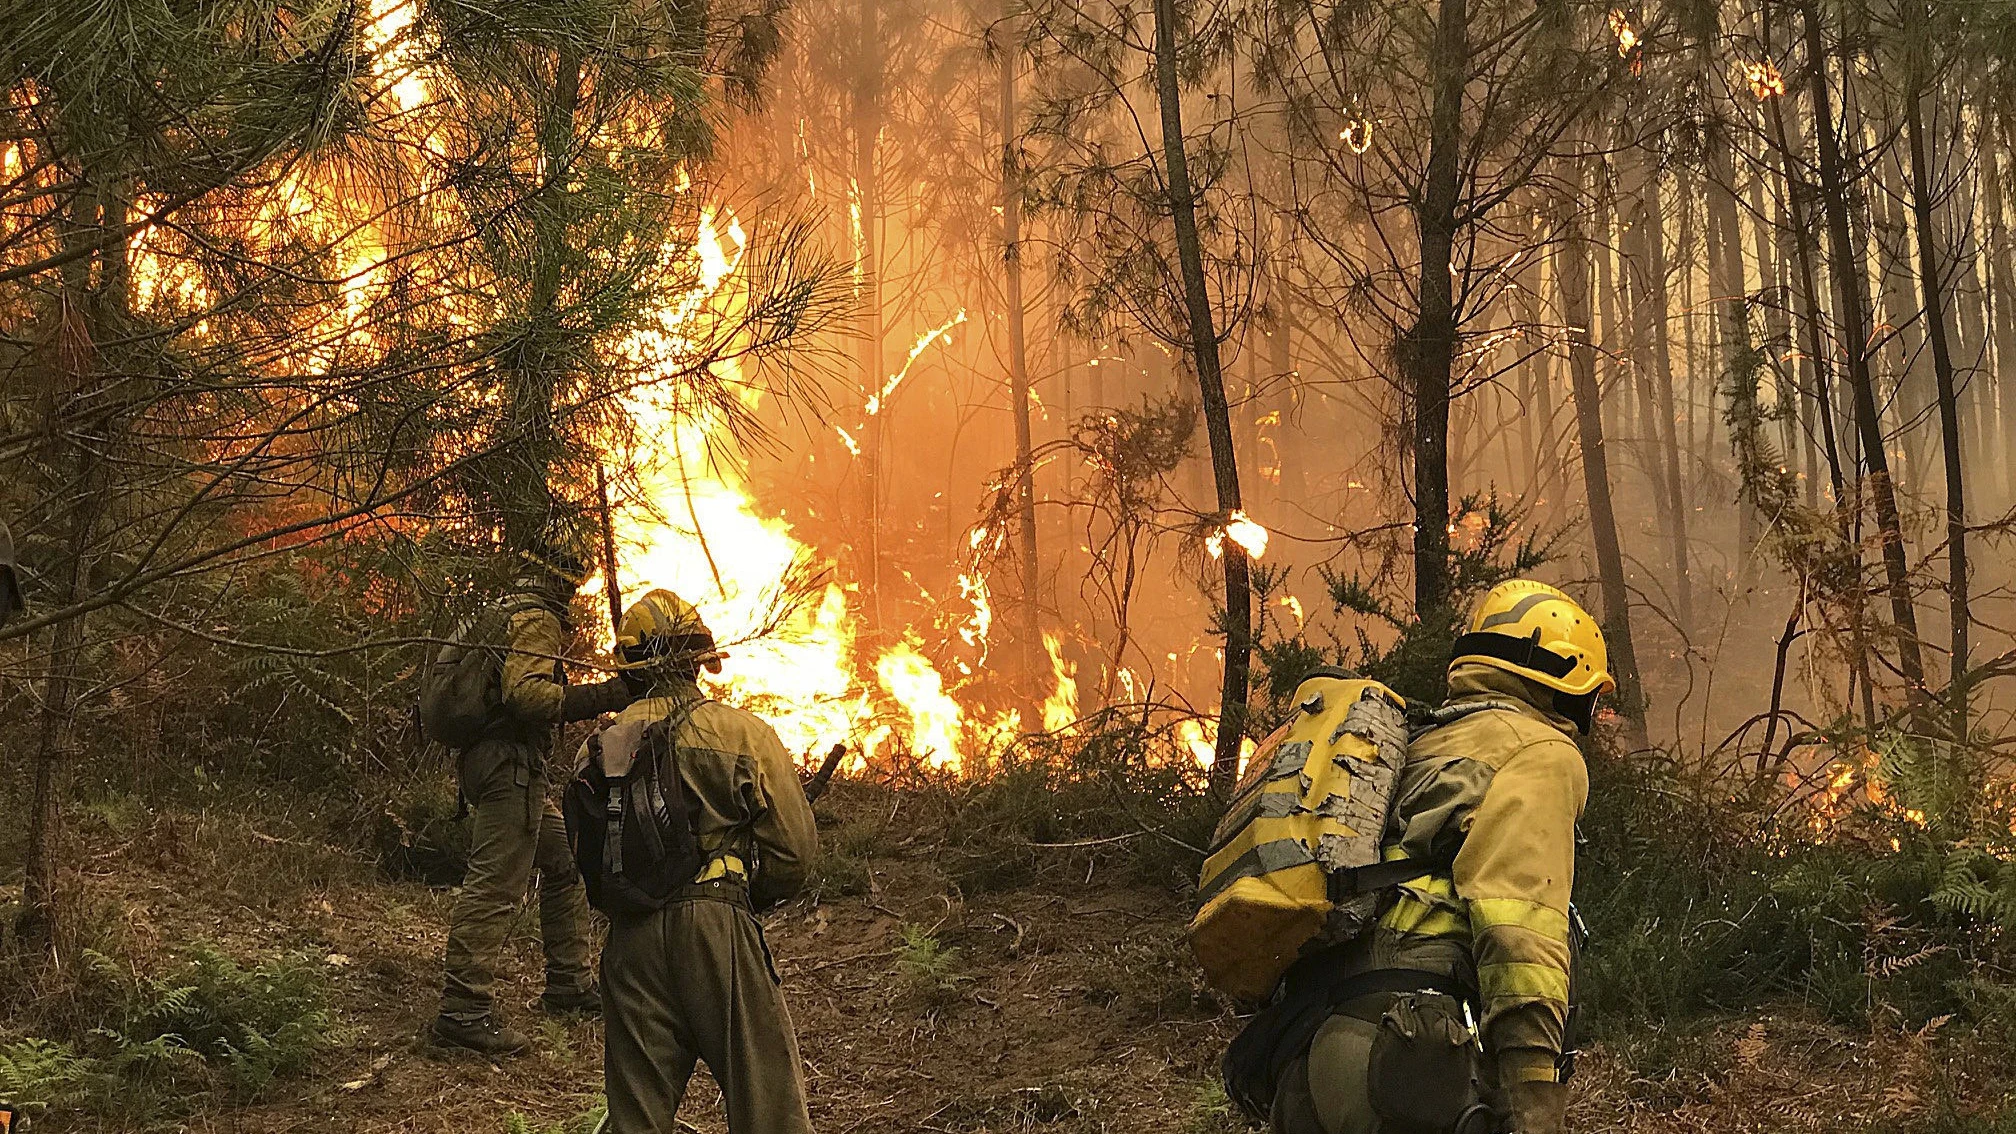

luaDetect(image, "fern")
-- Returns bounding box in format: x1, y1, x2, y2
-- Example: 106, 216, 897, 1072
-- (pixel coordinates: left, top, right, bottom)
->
894, 923, 969, 1002
0, 1038, 96, 1107
1929, 851, 2016, 927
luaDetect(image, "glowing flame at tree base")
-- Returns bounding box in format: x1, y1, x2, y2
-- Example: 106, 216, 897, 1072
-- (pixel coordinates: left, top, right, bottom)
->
587, 207, 1026, 774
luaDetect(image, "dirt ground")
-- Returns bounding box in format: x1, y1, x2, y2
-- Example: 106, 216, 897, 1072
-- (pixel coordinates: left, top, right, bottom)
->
8, 781, 2002, 1134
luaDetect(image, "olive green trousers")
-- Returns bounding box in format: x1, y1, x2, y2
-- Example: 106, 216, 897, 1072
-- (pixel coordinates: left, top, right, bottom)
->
441, 739, 595, 1022
1272, 1012, 1383, 1134
601, 892, 813, 1134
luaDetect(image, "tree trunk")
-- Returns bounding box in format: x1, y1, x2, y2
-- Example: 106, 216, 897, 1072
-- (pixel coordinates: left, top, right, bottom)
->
1528, 222, 1560, 512
18, 528, 90, 955
998, 9, 1042, 693
1706, 140, 1754, 565
1627, 158, 1693, 634
18, 181, 124, 953
1403, 0, 1468, 620
1983, 137, 2016, 503
1272, 288, 1305, 507
1514, 236, 1541, 500
496, 49, 583, 554
1901, 6, 1966, 737
1625, 203, 1667, 530
1769, 95, 1847, 502
1873, 148, 1934, 487
1596, 190, 1624, 444
1749, 168, 1796, 496
1562, 163, 1650, 751
856, 0, 886, 629
1802, 0, 1928, 706
1152, 0, 1249, 789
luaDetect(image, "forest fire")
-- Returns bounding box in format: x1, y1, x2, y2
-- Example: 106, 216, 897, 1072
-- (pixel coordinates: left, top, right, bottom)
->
590, 207, 1054, 774
23, 0, 2016, 1126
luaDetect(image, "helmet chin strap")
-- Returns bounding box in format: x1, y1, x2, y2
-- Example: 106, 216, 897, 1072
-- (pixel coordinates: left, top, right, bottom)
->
1553, 688, 1599, 735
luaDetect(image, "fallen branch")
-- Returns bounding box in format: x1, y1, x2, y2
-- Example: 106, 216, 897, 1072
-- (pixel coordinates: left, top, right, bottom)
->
805, 743, 847, 802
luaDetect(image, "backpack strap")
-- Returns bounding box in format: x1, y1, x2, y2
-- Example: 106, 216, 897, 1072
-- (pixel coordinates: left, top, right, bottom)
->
1325, 857, 1435, 903
1409, 697, 1528, 739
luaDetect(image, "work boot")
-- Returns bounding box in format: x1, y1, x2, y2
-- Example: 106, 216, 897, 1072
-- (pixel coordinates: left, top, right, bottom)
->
540, 984, 601, 1017
430, 1013, 530, 1056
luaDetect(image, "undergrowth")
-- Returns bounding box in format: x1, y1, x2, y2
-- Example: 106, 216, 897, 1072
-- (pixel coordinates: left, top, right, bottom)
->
0, 942, 333, 1120
1577, 733, 2016, 1036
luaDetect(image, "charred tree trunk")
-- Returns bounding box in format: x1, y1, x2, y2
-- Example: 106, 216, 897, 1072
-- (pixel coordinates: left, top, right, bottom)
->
1153, 0, 1249, 789
1803, 0, 1928, 706
998, 11, 1043, 692
1562, 163, 1650, 751
1901, 4, 1967, 737
1402, 0, 1468, 621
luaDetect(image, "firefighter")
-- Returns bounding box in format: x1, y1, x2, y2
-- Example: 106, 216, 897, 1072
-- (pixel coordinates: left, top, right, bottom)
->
594, 588, 819, 1134
1266, 579, 1608, 1134
432, 545, 636, 1055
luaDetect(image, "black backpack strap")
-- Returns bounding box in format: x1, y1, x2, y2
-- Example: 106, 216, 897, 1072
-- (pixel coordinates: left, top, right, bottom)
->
1321, 967, 1473, 1021
653, 702, 707, 853
1326, 857, 1434, 903
1559, 902, 1588, 1082
633, 725, 671, 865
604, 784, 626, 877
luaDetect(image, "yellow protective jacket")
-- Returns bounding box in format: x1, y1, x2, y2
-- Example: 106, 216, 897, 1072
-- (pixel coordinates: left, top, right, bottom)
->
594, 678, 818, 909
457, 600, 576, 797
1375, 662, 1588, 1086
499, 602, 570, 728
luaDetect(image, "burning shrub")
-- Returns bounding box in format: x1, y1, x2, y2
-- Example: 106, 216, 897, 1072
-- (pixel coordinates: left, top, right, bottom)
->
941, 712, 1221, 897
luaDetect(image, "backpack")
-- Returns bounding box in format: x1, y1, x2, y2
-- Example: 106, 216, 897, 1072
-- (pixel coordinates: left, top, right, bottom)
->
1188, 669, 1417, 1001
417, 599, 540, 749
562, 713, 707, 918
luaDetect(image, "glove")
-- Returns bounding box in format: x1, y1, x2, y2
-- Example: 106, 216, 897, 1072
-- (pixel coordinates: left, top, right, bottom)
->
1497, 1080, 1567, 1134
620, 667, 652, 698
561, 677, 634, 722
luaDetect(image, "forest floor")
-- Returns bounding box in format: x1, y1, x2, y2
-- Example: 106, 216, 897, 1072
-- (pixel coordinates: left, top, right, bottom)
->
7, 778, 2011, 1134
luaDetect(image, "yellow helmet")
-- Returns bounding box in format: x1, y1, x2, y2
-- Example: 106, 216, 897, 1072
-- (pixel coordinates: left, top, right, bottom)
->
615, 589, 722, 673
514, 542, 589, 589
1450, 580, 1615, 697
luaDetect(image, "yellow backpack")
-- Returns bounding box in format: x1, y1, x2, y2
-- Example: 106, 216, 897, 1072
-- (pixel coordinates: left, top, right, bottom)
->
1188, 671, 1417, 1001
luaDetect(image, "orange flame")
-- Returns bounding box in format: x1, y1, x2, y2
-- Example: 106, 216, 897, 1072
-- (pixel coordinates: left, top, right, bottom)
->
1043, 631, 1079, 732
598, 207, 1011, 772
1745, 61, 1786, 100
1205, 510, 1270, 560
